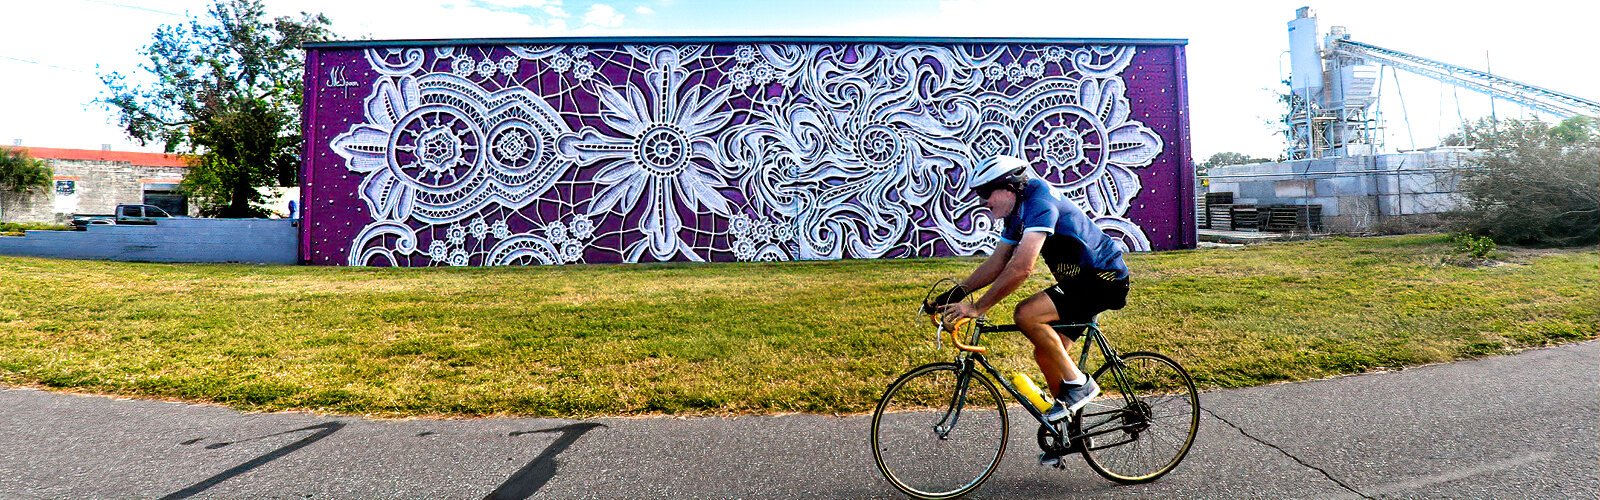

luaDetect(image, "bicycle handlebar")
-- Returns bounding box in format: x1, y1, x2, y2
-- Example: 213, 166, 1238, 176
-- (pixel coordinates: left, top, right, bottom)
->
926, 314, 988, 353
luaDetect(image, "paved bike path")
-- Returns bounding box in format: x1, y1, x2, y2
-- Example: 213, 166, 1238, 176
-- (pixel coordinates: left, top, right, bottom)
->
1, 340, 1594, 498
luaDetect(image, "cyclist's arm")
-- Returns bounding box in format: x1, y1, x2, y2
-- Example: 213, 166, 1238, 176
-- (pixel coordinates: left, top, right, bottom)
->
971, 231, 1046, 315
958, 242, 1014, 293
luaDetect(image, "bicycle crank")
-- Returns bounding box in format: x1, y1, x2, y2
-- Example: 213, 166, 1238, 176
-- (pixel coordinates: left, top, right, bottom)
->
1035, 418, 1084, 458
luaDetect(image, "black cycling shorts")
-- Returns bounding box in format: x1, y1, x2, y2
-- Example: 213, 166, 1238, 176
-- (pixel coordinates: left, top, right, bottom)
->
1043, 277, 1129, 341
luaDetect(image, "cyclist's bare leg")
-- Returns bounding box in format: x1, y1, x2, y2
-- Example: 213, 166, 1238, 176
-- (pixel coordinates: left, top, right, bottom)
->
1014, 291, 1077, 396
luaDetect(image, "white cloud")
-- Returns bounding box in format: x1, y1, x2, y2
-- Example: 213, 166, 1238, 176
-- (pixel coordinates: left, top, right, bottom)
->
582, 4, 625, 29
634, 5, 655, 15
539, 0, 570, 19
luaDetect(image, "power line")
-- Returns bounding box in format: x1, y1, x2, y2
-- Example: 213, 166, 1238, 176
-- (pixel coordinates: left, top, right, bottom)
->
79, 0, 185, 17
4, 1, 191, 77
0, 55, 93, 74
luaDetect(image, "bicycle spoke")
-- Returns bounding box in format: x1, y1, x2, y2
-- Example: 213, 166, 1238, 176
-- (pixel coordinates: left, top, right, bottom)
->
872, 363, 1009, 499
1081, 352, 1199, 484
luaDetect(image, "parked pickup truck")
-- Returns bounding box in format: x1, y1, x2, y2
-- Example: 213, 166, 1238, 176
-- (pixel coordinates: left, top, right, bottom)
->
69, 204, 178, 229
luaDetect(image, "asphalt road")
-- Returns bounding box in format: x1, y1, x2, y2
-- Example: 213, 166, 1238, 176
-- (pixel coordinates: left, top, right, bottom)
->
1, 340, 1594, 499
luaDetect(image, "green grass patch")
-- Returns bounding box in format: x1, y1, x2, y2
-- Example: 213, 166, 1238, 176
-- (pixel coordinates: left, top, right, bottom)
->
0, 222, 70, 237
0, 234, 1594, 417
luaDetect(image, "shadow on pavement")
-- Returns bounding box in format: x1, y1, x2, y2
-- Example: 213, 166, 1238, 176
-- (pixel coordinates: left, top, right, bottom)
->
486, 422, 607, 500
161, 421, 346, 500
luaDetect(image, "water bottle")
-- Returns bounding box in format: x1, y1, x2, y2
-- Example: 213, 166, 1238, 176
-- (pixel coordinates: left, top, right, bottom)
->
1010, 372, 1050, 411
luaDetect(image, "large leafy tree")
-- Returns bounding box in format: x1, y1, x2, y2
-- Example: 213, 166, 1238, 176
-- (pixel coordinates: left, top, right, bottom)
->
101, 0, 332, 217
1451, 116, 1599, 246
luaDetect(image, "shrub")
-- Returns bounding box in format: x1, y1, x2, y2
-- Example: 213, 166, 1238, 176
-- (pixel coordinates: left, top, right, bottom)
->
1451, 233, 1497, 260
1448, 117, 1599, 246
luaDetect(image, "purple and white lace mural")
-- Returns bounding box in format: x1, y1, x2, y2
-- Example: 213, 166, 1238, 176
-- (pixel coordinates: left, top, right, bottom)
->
301, 40, 1194, 266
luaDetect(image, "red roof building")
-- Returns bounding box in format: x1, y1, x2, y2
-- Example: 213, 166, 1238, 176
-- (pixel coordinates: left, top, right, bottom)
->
17, 147, 192, 168
1, 146, 194, 223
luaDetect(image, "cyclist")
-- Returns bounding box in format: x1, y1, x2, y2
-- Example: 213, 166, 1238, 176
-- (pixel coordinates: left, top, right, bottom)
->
931, 154, 1131, 435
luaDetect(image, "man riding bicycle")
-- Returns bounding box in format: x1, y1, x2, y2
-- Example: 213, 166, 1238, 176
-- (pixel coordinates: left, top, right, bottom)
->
932, 154, 1131, 435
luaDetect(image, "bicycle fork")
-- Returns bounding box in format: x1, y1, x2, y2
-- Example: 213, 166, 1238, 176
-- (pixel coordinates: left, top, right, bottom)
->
932, 359, 975, 440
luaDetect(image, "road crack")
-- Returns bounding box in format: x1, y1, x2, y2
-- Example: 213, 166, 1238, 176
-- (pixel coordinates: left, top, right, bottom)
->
1203, 407, 1374, 499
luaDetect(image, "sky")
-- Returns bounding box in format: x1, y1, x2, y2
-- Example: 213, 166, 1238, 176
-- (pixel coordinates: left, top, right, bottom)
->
1, 0, 1596, 162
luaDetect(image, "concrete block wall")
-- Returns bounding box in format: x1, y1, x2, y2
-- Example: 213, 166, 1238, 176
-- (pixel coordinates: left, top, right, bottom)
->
1205, 150, 1472, 233
0, 219, 297, 264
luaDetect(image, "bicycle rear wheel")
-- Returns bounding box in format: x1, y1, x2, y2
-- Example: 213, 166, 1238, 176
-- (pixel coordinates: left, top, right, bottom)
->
871, 362, 1008, 499
1078, 351, 1199, 484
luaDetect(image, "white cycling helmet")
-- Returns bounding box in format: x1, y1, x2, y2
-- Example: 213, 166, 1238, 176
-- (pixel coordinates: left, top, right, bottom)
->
964, 155, 1030, 194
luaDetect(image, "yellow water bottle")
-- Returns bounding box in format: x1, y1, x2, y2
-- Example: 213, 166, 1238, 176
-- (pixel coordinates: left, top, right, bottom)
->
1010, 372, 1050, 411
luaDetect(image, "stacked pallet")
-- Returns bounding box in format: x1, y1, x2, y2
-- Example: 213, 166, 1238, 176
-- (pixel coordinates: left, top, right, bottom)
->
1229, 205, 1260, 230
1208, 204, 1233, 229
1199, 193, 1324, 233
1206, 204, 1262, 230
1261, 205, 1323, 232
1203, 192, 1235, 230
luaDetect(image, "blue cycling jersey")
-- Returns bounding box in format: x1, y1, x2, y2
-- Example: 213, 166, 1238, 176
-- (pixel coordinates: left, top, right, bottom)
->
997, 178, 1130, 281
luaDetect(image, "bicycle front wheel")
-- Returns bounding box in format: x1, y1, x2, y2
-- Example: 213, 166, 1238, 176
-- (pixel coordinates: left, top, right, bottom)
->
1079, 351, 1199, 484
871, 362, 1009, 499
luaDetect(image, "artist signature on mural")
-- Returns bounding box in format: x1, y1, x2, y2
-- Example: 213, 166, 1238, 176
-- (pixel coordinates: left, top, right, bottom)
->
327, 66, 360, 98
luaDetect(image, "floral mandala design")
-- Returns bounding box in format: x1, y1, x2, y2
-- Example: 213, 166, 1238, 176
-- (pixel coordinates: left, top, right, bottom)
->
729, 213, 792, 262
540, 216, 594, 263
394, 106, 481, 187
557, 47, 736, 262
1016, 77, 1163, 217
331, 73, 574, 224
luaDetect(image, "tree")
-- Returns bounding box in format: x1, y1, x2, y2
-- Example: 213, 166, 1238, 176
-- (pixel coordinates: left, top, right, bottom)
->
100, 0, 332, 217
1198, 151, 1272, 176
1449, 117, 1599, 246
1549, 115, 1595, 144
0, 147, 52, 194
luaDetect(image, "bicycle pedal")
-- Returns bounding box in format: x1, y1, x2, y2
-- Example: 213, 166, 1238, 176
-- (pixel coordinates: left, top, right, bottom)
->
1037, 452, 1063, 468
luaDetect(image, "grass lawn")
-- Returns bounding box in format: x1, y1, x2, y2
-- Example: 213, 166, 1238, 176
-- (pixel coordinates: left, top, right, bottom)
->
0, 223, 70, 237
0, 234, 1593, 417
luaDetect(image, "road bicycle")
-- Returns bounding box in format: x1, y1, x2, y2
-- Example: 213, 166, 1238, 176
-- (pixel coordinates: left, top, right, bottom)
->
870, 280, 1200, 499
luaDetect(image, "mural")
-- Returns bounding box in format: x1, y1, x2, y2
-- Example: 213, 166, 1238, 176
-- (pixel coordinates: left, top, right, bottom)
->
302, 40, 1192, 266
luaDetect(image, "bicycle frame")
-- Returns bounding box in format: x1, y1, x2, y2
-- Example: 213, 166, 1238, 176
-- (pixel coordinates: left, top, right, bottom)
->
932, 317, 1148, 448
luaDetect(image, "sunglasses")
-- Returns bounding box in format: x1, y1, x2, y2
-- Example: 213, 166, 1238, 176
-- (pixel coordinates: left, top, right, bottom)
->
973, 185, 1000, 199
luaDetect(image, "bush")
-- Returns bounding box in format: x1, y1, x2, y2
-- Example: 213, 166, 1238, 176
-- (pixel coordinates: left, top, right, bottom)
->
1451, 233, 1497, 260
1448, 117, 1599, 246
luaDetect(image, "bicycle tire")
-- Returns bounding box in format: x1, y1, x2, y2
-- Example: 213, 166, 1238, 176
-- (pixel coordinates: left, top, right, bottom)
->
1078, 351, 1199, 484
871, 362, 1009, 499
